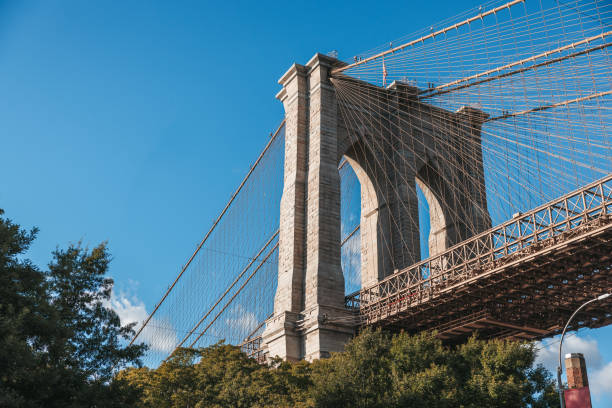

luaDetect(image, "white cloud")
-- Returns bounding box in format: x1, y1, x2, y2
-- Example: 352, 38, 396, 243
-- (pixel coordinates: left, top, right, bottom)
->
536, 334, 603, 372
110, 294, 147, 328
341, 229, 361, 292
223, 303, 259, 336
108, 289, 178, 354
590, 362, 612, 399
341, 214, 358, 237
536, 333, 612, 402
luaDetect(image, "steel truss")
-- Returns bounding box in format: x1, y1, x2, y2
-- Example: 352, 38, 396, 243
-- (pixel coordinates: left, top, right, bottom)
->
346, 174, 612, 341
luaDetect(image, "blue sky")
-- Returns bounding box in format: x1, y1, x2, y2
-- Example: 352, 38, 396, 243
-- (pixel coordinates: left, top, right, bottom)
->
1, 0, 611, 404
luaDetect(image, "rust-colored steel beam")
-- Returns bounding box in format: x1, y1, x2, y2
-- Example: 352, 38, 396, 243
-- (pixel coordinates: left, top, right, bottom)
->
341, 224, 361, 246
347, 174, 612, 341
422, 38, 612, 99
486, 90, 612, 122
423, 31, 612, 98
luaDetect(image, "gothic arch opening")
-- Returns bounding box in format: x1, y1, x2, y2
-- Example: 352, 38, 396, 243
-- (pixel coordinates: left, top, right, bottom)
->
342, 154, 381, 291
415, 166, 449, 258
339, 162, 361, 295
341, 139, 401, 291
415, 182, 431, 260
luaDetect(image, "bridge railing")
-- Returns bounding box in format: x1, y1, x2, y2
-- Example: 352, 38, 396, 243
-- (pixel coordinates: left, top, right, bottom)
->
346, 174, 612, 322
240, 335, 266, 363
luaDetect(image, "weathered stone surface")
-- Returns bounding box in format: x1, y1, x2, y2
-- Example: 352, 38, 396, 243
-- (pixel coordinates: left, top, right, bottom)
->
262, 54, 490, 361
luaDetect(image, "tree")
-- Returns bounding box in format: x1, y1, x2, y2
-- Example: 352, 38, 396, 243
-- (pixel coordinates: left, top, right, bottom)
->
310, 329, 393, 408
387, 330, 459, 407
0, 209, 146, 407
2, 209, 557, 407
118, 343, 312, 408
0, 209, 55, 407
452, 336, 558, 407
122, 328, 557, 408
311, 328, 558, 408
42, 241, 148, 406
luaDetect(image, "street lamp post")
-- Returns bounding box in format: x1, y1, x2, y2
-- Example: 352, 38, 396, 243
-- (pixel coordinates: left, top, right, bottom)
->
557, 293, 611, 408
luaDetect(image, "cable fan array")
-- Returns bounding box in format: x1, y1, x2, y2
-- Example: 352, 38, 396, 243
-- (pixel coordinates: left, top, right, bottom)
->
130, 125, 285, 367
330, 0, 611, 270
131, 0, 610, 367
130, 125, 365, 367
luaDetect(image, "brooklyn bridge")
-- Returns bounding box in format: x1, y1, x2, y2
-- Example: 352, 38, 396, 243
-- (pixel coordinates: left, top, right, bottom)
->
130, 0, 612, 365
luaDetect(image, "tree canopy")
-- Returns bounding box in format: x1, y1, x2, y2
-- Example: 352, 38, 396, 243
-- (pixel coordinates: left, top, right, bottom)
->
310, 328, 557, 408
117, 344, 312, 408
119, 329, 558, 408
1, 208, 558, 407
0, 209, 146, 407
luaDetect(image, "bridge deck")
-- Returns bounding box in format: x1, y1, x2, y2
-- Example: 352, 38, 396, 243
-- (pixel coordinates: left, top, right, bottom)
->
244, 177, 612, 358
348, 175, 612, 341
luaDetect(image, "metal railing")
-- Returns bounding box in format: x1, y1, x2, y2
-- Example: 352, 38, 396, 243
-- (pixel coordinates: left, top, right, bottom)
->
240, 336, 265, 363
346, 174, 612, 323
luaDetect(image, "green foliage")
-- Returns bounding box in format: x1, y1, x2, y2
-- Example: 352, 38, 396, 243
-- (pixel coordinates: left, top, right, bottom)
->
0, 209, 51, 407
47, 242, 147, 384
310, 329, 558, 408
310, 329, 393, 408
118, 343, 312, 408
0, 209, 146, 407
1, 207, 557, 407
121, 328, 558, 408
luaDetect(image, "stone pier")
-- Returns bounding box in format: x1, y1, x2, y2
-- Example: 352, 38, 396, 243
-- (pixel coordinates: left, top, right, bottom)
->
262, 53, 490, 361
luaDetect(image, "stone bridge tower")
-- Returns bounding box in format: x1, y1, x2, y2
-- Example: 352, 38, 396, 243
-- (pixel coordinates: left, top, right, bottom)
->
262, 53, 490, 361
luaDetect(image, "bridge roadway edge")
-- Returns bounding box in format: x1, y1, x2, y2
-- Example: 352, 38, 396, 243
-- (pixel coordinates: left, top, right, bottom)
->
353, 175, 612, 341
247, 176, 612, 359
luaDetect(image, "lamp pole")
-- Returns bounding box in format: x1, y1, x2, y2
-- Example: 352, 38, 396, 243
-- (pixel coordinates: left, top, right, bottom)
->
557, 293, 611, 408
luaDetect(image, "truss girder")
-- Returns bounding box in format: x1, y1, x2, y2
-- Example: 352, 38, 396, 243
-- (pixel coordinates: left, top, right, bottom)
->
346, 175, 612, 341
